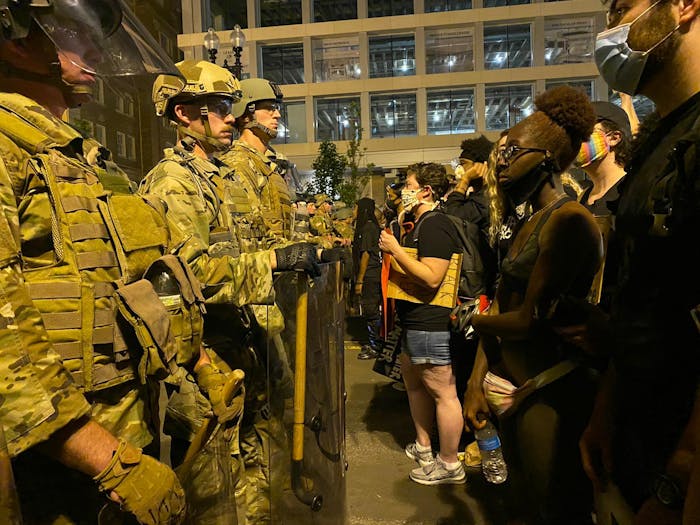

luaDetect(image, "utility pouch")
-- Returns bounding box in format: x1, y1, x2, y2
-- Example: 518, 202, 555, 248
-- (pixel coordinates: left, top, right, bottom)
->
114, 279, 176, 383
143, 254, 206, 368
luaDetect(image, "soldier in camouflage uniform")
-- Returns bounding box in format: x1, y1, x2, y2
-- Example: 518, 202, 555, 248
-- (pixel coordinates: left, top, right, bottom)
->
142, 62, 320, 524
333, 204, 355, 244
0, 1, 210, 523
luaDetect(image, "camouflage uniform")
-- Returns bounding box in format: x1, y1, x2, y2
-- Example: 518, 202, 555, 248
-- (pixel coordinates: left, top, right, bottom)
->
0, 93, 196, 523
219, 142, 294, 244
140, 145, 278, 522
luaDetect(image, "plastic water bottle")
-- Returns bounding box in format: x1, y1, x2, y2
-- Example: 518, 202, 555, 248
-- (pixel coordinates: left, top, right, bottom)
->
475, 418, 508, 484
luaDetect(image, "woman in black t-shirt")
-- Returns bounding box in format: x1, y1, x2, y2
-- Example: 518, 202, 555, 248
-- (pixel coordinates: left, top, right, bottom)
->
379, 163, 466, 485
354, 198, 384, 359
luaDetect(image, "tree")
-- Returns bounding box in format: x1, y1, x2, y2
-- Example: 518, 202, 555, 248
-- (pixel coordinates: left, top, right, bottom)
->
311, 140, 346, 197
339, 101, 372, 207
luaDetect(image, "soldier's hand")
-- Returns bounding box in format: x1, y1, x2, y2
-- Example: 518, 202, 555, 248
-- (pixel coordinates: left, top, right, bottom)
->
195, 364, 245, 424
94, 440, 185, 525
274, 242, 321, 277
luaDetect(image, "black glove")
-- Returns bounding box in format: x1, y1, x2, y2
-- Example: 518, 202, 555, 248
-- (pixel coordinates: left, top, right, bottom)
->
275, 243, 321, 277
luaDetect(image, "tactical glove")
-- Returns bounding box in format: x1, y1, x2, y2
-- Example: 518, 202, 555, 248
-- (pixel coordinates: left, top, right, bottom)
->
94, 440, 186, 525
274, 243, 321, 277
195, 364, 245, 424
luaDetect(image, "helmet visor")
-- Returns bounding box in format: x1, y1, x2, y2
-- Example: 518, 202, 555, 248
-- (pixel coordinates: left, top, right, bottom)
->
34, 0, 179, 78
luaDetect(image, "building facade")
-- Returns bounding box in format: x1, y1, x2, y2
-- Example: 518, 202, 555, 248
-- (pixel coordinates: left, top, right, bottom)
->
177, 0, 646, 173
70, 0, 183, 181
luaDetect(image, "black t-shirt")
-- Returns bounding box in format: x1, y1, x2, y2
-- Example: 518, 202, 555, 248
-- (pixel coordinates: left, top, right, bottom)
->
396, 211, 460, 331
609, 91, 700, 499
580, 177, 623, 217
357, 221, 381, 281
443, 186, 490, 231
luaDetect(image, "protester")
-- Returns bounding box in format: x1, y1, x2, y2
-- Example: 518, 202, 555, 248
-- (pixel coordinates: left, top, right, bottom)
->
463, 86, 602, 524
379, 163, 465, 485
354, 198, 384, 360
574, 0, 700, 522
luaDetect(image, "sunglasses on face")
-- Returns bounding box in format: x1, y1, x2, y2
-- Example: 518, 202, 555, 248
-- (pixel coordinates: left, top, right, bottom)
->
206, 97, 234, 117
256, 101, 282, 113
499, 144, 551, 164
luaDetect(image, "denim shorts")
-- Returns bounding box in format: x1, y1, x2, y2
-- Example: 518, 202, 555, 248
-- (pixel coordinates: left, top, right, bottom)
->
401, 329, 452, 366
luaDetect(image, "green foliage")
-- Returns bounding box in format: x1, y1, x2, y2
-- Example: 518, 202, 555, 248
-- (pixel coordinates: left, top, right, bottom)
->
340, 101, 371, 207
71, 118, 94, 138
311, 140, 347, 197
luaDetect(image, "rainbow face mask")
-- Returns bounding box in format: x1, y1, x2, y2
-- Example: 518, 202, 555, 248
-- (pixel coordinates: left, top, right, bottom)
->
576, 129, 611, 167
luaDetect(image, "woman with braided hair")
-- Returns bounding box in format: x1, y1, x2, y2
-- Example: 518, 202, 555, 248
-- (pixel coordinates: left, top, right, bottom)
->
463, 86, 603, 524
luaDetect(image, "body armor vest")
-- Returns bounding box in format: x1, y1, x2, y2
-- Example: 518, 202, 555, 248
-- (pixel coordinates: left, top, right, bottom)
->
0, 102, 201, 392
221, 143, 294, 241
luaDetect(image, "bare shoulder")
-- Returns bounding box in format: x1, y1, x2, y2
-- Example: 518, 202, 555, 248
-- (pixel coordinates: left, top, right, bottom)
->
540, 200, 601, 249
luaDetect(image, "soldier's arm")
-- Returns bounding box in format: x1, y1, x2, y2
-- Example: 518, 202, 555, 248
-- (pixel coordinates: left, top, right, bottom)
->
140, 165, 275, 306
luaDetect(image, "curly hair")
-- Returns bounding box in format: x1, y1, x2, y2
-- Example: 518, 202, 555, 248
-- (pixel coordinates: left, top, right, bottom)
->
415, 162, 450, 200
460, 135, 494, 163
520, 86, 596, 172
597, 119, 632, 167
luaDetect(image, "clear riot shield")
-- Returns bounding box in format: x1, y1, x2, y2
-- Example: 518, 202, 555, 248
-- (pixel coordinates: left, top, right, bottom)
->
257, 262, 347, 525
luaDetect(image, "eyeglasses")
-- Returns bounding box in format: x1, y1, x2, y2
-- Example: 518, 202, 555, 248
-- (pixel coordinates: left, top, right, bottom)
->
499, 144, 551, 164
256, 101, 282, 113
206, 96, 234, 117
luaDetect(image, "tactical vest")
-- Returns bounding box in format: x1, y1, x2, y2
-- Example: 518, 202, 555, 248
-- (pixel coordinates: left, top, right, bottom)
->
0, 103, 202, 392
222, 143, 293, 241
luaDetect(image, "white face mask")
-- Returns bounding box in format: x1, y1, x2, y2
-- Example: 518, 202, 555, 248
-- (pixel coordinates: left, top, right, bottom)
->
594, 0, 680, 95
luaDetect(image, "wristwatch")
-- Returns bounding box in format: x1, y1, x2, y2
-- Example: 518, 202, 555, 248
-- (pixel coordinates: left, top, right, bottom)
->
651, 473, 684, 509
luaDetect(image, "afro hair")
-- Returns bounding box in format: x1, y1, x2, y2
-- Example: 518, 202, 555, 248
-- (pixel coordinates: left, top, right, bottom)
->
535, 85, 596, 149
460, 135, 494, 163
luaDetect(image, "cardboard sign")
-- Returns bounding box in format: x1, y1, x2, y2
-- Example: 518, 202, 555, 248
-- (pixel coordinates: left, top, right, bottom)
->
386, 248, 461, 308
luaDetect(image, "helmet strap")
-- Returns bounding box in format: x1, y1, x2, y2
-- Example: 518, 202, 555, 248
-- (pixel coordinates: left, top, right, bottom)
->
177, 124, 229, 152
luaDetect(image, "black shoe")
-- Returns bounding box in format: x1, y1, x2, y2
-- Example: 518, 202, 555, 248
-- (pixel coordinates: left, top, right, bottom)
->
357, 346, 378, 360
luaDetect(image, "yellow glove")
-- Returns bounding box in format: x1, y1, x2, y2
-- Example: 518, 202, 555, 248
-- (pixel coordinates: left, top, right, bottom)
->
94, 440, 185, 525
195, 364, 245, 424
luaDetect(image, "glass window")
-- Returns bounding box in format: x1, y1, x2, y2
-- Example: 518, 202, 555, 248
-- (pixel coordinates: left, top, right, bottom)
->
427, 88, 476, 135
260, 43, 304, 84
609, 92, 656, 120
208, 0, 247, 30
314, 0, 357, 22
369, 35, 415, 78
273, 100, 307, 144
546, 79, 594, 99
313, 37, 361, 82
484, 24, 532, 70
315, 97, 361, 141
544, 17, 595, 65
425, 0, 472, 12
127, 135, 137, 161
484, 0, 529, 6
260, 0, 302, 26
368, 0, 413, 18
95, 124, 106, 146
370, 92, 417, 138
426, 27, 474, 74
116, 131, 126, 158
116, 93, 134, 117
484, 84, 534, 130
94, 78, 104, 104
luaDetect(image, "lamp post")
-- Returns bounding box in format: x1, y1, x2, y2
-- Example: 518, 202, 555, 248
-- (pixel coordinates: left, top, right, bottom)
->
203, 27, 220, 64
223, 24, 246, 80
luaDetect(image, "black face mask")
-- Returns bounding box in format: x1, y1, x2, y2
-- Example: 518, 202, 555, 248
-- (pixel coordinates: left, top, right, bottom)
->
499, 161, 554, 207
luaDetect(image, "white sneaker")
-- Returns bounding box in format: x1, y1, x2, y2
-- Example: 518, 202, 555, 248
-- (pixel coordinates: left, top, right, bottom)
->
409, 455, 466, 485
405, 442, 434, 467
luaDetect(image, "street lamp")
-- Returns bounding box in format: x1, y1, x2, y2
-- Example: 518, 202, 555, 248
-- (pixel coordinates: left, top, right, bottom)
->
223, 24, 246, 80
203, 27, 220, 64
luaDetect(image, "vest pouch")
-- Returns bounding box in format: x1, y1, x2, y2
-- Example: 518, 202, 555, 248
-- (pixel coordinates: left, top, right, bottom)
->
101, 195, 168, 284
143, 255, 206, 368
114, 279, 177, 383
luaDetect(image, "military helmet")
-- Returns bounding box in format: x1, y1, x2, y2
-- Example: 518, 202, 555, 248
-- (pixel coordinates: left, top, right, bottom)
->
153, 60, 242, 119
232, 78, 283, 119
0, 0, 178, 79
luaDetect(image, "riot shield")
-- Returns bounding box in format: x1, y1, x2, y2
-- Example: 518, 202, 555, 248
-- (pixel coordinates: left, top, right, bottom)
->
261, 262, 347, 525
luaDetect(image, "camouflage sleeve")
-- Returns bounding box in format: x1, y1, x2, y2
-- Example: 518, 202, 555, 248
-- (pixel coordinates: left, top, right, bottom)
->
0, 148, 90, 457
140, 162, 274, 307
